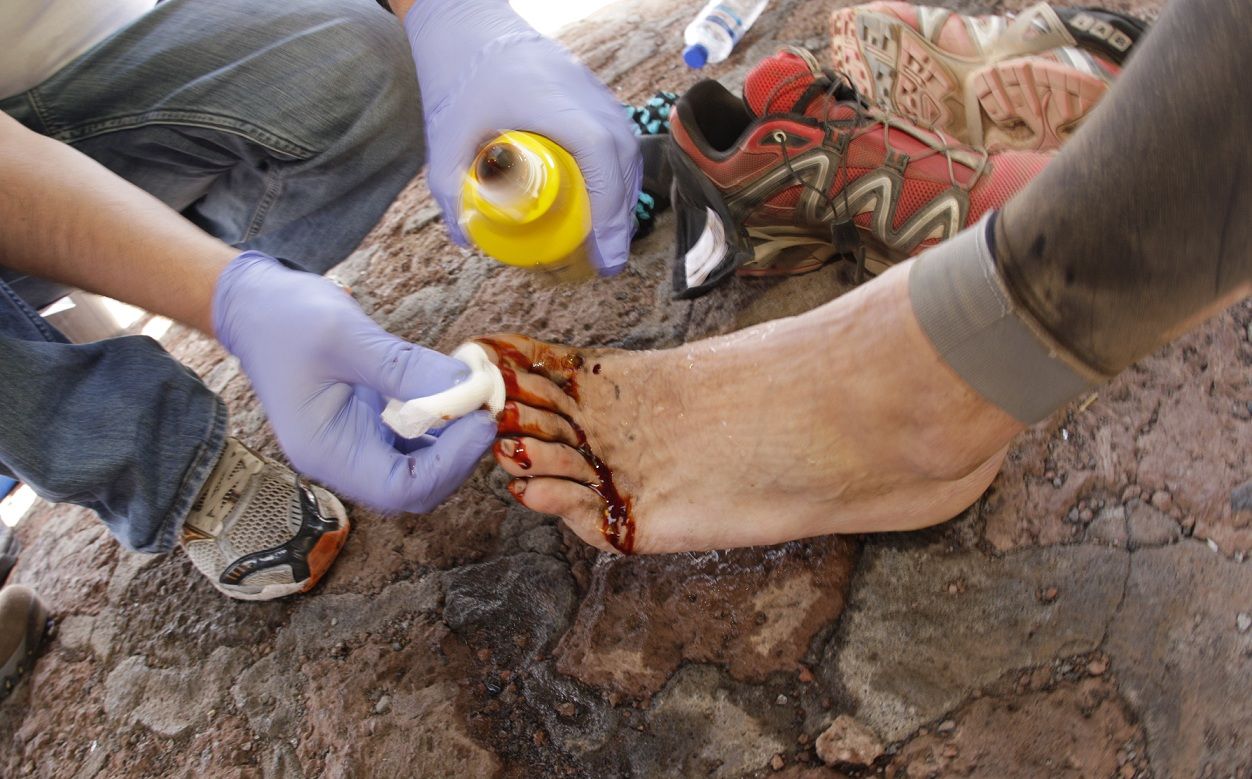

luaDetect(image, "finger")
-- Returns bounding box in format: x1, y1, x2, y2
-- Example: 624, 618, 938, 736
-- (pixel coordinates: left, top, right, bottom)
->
425, 116, 493, 248
354, 385, 386, 415
531, 80, 641, 276
394, 433, 438, 454
507, 477, 616, 553
346, 411, 497, 514
346, 330, 472, 402
544, 113, 639, 276
494, 437, 597, 482
433, 191, 470, 247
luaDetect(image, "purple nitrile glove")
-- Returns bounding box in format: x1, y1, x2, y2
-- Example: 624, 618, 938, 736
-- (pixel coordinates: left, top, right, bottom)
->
405, 0, 641, 276
212, 251, 496, 513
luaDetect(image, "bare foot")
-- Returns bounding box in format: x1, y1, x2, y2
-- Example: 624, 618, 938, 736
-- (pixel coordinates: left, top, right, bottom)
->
475, 263, 1024, 554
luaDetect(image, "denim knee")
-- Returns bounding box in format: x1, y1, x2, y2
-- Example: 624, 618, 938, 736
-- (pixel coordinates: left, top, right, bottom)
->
294, 1, 424, 157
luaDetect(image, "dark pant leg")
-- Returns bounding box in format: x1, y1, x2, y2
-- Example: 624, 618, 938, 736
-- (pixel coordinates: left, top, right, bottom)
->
995, 0, 1252, 375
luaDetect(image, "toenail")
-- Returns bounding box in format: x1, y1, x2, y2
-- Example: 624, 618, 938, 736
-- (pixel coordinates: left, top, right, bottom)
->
496, 438, 516, 457
507, 479, 527, 500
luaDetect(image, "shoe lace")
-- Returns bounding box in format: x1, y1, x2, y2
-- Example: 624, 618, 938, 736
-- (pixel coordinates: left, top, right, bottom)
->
191, 440, 265, 529
766, 52, 991, 281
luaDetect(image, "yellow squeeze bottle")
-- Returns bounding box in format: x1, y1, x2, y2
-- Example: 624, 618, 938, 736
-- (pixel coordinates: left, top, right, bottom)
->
460, 131, 595, 281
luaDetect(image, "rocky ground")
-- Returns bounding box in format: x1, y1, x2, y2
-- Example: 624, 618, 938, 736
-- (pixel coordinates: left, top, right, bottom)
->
2, 0, 1249, 777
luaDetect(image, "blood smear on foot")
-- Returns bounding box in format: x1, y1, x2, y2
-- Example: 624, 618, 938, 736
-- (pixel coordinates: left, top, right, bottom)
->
482, 337, 634, 552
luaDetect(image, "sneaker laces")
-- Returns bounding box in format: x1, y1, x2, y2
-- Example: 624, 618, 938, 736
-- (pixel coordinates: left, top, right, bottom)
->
762, 47, 991, 280
187, 440, 268, 534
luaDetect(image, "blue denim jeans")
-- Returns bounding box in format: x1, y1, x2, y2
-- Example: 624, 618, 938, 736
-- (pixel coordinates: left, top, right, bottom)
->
0, 0, 424, 552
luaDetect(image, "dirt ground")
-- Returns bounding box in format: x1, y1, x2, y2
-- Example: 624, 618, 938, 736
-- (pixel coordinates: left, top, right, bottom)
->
3, 0, 1250, 777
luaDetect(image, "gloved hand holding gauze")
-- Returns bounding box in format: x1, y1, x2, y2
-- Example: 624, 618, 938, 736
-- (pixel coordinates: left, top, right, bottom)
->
381, 343, 505, 439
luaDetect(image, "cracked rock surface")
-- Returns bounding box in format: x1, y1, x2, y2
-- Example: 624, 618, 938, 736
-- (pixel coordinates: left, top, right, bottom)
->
2, 0, 1249, 777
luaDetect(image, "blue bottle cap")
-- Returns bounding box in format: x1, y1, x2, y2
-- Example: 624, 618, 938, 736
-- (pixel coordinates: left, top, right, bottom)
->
683, 44, 709, 69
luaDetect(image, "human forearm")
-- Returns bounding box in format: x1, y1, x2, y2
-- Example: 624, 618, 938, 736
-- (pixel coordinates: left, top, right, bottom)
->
0, 113, 234, 333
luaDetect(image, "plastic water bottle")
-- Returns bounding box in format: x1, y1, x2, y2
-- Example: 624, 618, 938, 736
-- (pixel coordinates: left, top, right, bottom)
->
682, 0, 771, 69
460, 131, 594, 281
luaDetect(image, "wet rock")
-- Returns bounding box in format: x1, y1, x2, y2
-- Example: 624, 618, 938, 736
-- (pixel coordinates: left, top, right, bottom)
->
815, 715, 883, 767
521, 661, 621, 761
1150, 490, 1173, 512
1126, 501, 1181, 549
824, 544, 1125, 741
263, 744, 304, 779
106, 553, 161, 608
401, 206, 442, 235
278, 577, 442, 656
516, 523, 564, 556
890, 679, 1138, 778
442, 553, 577, 661
1232, 480, 1252, 513
57, 614, 94, 651
1106, 543, 1252, 775
104, 647, 248, 737
326, 245, 377, 289
634, 665, 788, 778
555, 539, 857, 698
231, 654, 303, 739
89, 611, 118, 660
299, 634, 497, 777
1085, 506, 1128, 547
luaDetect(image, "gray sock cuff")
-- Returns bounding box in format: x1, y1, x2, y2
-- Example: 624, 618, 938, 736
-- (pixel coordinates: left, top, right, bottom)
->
908, 214, 1108, 424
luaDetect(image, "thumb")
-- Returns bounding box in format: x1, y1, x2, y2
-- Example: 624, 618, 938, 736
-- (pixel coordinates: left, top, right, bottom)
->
346, 329, 471, 401
390, 411, 498, 513
425, 139, 473, 246
435, 192, 470, 247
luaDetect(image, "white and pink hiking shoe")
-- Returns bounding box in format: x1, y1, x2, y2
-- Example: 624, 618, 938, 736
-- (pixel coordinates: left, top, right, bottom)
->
830, 2, 1148, 151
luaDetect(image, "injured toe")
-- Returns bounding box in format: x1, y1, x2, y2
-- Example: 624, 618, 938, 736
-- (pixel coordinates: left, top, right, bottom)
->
494, 437, 598, 482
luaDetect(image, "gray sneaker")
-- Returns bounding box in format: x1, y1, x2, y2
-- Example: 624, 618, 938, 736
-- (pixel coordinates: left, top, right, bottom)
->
0, 585, 48, 701
181, 439, 350, 601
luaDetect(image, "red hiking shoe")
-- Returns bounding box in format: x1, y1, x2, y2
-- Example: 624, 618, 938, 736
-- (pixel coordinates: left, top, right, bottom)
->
830, 2, 1147, 151
668, 46, 1050, 297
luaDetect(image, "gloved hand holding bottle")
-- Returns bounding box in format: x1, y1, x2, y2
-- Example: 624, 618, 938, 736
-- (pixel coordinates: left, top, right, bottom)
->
399, 0, 641, 276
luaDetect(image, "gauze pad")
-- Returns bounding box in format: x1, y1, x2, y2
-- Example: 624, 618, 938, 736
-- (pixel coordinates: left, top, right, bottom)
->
381, 343, 505, 438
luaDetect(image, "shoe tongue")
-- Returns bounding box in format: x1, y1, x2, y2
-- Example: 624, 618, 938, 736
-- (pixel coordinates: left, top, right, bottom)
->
743, 47, 843, 118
